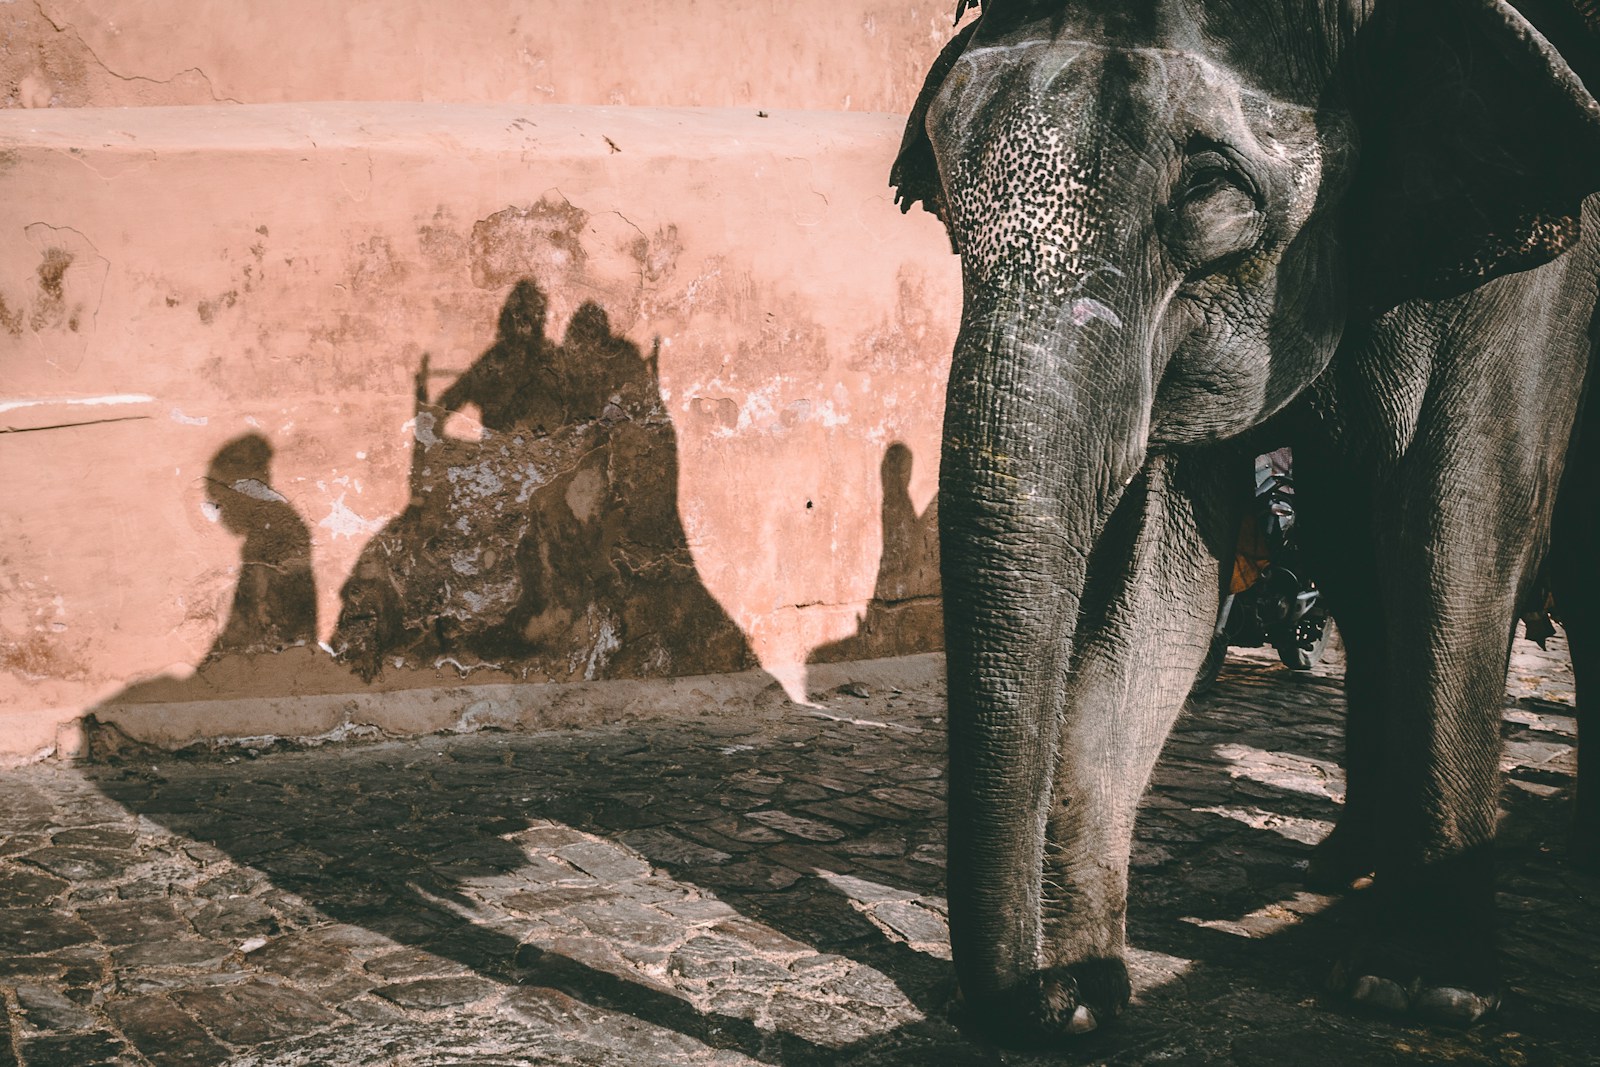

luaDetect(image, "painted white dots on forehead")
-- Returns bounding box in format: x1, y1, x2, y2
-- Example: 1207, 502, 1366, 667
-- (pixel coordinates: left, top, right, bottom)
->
946, 110, 1117, 298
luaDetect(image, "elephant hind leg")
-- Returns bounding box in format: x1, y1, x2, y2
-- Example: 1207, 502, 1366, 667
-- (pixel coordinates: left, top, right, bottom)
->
1567, 611, 1600, 869
1552, 559, 1600, 869
1306, 592, 1388, 892
1294, 455, 1386, 892
1550, 404, 1600, 868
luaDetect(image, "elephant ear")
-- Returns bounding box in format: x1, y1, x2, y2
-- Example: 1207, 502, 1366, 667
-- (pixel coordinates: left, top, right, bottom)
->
891, 21, 980, 229
1353, 0, 1600, 308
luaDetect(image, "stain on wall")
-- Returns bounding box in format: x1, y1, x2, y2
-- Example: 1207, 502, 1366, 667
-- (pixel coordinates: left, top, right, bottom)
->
5, 224, 107, 349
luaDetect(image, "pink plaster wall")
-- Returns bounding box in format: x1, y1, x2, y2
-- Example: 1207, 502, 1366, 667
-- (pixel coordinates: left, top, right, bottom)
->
0, 103, 959, 759
3, 1, 963, 112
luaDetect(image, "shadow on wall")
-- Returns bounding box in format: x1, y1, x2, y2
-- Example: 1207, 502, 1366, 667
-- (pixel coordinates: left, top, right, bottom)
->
202, 434, 318, 659
329, 278, 754, 684
810, 442, 941, 666
102, 279, 753, 719
104, 433, 321, 707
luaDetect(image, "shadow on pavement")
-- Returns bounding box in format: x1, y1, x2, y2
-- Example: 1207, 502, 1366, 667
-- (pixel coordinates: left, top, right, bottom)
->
69, 652, 1598, 1064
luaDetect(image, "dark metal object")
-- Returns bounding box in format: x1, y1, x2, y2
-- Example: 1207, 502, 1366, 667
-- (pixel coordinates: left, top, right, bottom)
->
1196, 450, 1331, 692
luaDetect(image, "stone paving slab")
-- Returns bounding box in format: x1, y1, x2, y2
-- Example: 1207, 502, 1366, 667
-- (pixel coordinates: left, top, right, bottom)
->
1, 643, 1597, 1064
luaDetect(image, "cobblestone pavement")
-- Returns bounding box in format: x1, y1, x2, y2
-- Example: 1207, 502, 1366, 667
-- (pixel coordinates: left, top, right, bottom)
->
1, 639, 1596, 1066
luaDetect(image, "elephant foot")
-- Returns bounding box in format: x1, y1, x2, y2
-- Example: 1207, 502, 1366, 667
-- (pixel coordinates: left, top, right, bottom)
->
954, 957, 1131, 1048
1330, 936, 1501, 1027
1304, 821, 1377, 892
1328, 875, 1502, 1028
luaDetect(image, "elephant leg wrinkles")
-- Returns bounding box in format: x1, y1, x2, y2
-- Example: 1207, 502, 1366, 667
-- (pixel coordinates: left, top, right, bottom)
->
1303, 249, 1598, 1022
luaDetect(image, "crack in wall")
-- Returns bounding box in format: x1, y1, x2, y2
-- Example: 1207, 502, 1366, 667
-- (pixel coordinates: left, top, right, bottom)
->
31, 0, 244, 104
0, 414, 151, 433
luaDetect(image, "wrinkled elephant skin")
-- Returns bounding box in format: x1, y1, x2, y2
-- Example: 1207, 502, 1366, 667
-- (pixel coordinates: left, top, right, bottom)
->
895, 0, 1600, 1046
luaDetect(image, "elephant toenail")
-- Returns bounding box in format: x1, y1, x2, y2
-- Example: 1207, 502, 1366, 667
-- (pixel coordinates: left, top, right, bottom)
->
1068, 1004, 1097, 1034
1350, 975, 1410, 1013
1412, 986, 1497, 1025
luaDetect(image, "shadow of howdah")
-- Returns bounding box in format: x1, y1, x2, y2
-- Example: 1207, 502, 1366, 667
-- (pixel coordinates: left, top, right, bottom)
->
333, 278, 753, 684
811, 442, 942, 666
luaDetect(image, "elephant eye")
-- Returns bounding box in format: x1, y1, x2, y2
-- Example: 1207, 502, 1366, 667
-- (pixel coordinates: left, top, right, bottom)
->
1180, 166, 1242, 206
1165, 150, 1265, 269
1176, 150, 1258, 210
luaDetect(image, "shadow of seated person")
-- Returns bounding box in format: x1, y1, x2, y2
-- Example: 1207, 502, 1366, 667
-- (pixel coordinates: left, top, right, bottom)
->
437, 278, 564, 435
90, 433, 317, 712
436, 283, 649, 434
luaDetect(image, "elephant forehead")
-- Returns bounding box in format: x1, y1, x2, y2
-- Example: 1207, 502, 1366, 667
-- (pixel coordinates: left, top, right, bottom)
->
930, 40, 1336, 286
950, 38, 1226, 98
944, 121, 1112, 290
940, 39, 1289, 150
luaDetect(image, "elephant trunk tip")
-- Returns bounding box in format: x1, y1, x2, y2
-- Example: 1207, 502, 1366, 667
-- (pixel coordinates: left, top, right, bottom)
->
955, 958, 1132, 1049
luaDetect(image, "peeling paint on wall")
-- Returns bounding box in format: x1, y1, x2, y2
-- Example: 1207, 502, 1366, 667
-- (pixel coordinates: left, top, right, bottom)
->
319, 494, 386, 540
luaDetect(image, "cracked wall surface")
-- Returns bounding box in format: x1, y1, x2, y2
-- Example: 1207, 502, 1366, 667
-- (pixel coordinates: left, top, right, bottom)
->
0, 103, 959, 759
2, 1, 964, 112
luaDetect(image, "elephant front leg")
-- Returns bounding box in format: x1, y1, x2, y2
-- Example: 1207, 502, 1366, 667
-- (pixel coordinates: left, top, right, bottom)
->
1329, 625, 1511, 1024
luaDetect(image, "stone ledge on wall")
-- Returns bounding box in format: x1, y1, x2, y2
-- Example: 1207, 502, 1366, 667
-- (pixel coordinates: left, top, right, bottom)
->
0, 102, 958, 760
74, 653, 946, 760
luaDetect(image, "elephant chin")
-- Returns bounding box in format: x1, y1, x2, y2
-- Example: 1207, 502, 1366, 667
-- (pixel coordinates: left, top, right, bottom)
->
955, 959, 1132, 1047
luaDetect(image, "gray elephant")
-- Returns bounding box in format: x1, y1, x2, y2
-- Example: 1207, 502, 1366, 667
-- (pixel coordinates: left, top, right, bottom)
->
893, 0, 1600, 1046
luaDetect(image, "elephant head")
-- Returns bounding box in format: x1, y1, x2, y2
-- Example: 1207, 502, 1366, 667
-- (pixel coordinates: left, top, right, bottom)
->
895, 0, 1600, 1044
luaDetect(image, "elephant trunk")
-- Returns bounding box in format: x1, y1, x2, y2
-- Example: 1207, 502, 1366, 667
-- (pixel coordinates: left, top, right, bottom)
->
940, 290, 1150, 1003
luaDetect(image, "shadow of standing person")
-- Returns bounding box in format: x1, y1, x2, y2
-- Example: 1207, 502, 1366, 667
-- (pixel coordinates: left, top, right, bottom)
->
202, 433, 317, 659
82, 433, 318, 722
811, 443, 941, 665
